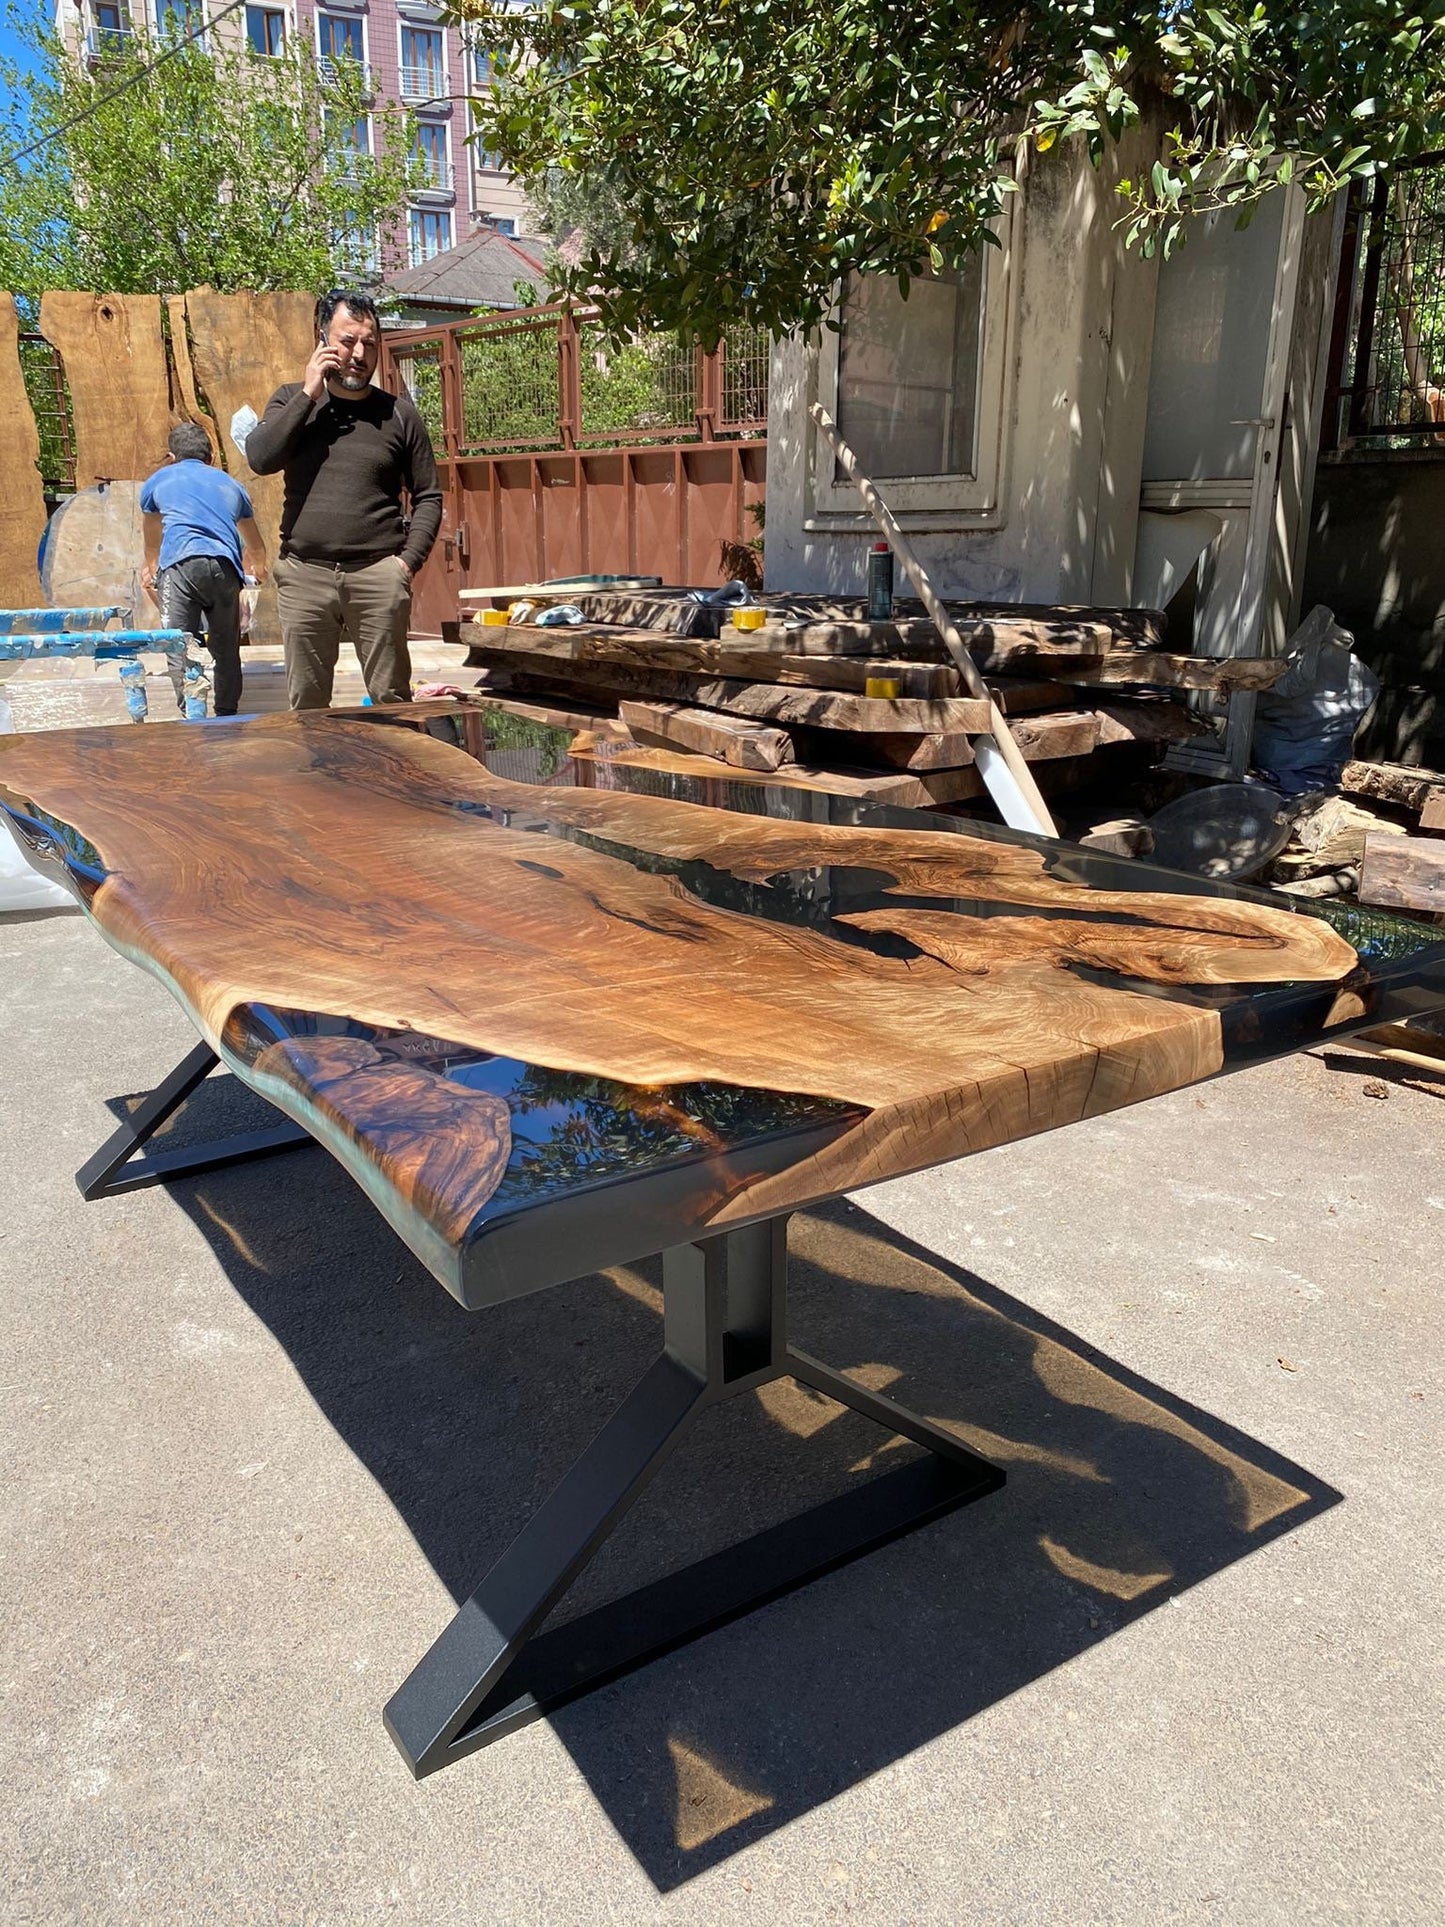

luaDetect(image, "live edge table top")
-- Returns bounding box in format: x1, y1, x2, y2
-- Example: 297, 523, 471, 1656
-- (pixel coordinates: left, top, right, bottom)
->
4, 704, 1444, 1310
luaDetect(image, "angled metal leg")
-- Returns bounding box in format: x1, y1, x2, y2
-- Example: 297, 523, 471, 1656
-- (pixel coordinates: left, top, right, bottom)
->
76, 1037, 312, 1200
384, 1217, 1004, 1778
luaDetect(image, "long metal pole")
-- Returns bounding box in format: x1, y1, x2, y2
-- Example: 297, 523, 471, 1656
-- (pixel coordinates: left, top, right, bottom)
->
809, 403, 1059, 837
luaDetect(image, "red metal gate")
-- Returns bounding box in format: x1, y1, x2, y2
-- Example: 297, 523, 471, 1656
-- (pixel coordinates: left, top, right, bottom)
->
380, 304, 768, 631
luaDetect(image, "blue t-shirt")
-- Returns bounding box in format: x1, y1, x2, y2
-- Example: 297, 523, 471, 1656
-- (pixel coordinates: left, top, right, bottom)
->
139, 460, 255, 576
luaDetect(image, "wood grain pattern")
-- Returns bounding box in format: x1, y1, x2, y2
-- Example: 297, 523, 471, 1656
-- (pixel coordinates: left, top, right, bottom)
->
1360, 832, 1445, 913
572, 736, 987, 807
185, 289, 317, 643
40, 292, 172, 487
0, 710, 1371, 1291
0, 294, 46, 606
165, 296, 222, 463
619, 700, 796, 770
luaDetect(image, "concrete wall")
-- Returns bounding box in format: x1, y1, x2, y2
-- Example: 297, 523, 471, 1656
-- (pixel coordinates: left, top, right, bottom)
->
764, 131, 1162, 607
1304, 456, 1445, 767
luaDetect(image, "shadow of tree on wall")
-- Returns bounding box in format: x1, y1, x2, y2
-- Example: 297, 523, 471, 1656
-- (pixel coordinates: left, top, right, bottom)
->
115, 1073, 1339, 1893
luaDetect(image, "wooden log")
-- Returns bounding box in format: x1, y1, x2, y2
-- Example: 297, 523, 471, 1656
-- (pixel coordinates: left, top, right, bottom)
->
1340, 759, 1445, 815
620, 700, 797, 772
1359, 833, 1445, 915
40, 291, 172, 487
0, 294, 47, 606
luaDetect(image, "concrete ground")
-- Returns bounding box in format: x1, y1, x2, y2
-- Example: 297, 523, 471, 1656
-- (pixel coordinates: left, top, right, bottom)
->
2, 772, 1443, 1922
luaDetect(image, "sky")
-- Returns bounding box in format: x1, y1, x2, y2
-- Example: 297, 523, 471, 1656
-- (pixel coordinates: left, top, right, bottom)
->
1, 2, 48, 84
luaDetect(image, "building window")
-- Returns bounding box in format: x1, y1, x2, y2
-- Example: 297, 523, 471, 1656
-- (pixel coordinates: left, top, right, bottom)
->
409, 209, 452, 267
317, 11, 364, 79
87, 0, 131, 54
835, 263, 984, 481
414, 123, 449, 192
400, 25, 445, 103
325, 112, 370, 180
155, 0, 203, 37
245, 5, 284, 55
488, 217, 516, 237
470, 44, 496, 88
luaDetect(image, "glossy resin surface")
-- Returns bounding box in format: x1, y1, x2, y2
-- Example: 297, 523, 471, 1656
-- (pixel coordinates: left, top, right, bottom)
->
4, 704, 1443, 1307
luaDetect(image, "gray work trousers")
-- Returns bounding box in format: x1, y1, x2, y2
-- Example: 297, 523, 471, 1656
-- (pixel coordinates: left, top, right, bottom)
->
158, 554, 243, 715
273, 552, 413, 710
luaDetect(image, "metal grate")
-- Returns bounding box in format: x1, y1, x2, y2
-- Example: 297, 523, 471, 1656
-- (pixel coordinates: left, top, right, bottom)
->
393, 346, 446, 449
719, 322, 770, 433
18, 333, 76, 490
576, 322, 697, 442
458, 317, 562, 450
1341, 158, 1445, 444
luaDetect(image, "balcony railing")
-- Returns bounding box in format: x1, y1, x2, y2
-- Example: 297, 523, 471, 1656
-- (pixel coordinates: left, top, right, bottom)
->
85, 25, 133, 61
400, 63, 447, 104
411, 159, 455, 195
318, 55, 374, 95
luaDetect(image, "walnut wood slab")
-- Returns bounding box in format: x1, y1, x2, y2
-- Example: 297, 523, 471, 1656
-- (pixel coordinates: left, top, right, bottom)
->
4, 707, 1443, 1310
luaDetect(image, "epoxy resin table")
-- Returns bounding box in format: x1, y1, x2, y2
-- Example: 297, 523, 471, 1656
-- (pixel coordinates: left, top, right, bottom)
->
5, 704, 1444, 1777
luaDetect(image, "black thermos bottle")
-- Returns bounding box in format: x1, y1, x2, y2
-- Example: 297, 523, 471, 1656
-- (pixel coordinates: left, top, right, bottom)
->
867, 541, 894, 621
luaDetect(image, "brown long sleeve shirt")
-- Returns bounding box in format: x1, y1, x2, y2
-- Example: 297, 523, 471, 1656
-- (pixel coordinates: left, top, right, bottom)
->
245, 383, 443, 575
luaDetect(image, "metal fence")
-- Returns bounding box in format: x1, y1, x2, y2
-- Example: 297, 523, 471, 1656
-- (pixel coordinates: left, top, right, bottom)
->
1328, 156, 1445, 447
383, 301, 769, 457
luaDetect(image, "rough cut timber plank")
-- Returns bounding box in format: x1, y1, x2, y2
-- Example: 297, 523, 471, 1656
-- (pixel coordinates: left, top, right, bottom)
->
576, 737, 983, 808
984, 678, 1080, 714
1094, 701, 1211, 746
1423, 792, 1445, 835
467, 648, 993, 734
786, 726, 977, 773
0, 294, 47, 605
40, 291, 172, 487
1359, 833, 1445, 915
1042, 652, 1290, 694
463, 622, 960, 696
738, 618, 1118, 662
1341, 760, 1445, 819
998, 710, 1102, 761
619, 700, 797, 772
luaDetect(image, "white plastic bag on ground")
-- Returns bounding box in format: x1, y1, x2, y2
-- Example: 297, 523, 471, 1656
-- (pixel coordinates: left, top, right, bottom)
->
0, 694, 78, 913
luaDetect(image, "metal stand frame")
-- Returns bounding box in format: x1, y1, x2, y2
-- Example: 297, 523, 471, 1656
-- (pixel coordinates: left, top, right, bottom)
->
383, 1218, 1004, 1778
75, 1038, 311, 1201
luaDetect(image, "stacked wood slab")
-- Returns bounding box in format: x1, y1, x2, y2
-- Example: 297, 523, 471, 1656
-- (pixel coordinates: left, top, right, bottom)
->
459, 589, 1284, 810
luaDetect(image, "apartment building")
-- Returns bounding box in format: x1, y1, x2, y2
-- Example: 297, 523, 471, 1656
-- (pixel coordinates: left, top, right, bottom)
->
56, 0, 534, 272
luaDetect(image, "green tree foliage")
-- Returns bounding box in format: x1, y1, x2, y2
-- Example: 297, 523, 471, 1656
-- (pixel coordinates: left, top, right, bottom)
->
0, 18, 419, 304
449, 0, 1445, 342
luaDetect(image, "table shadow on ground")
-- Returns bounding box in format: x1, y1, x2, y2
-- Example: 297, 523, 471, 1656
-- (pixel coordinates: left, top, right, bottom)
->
107, 1072, 1340, 1892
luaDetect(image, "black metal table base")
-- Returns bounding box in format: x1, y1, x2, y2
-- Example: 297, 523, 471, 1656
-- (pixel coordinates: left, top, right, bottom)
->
383, 1218, 1004, 1778
77, 1047, 1004, 1778
75, 1038, 312, 1201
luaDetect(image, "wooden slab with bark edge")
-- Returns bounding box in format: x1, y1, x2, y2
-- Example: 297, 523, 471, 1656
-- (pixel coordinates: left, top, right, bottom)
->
618, 700, 796, 771
40, 292, 172, 488
1341, 760, 1445, 816
1360, 833, 1445, 915
0, 295, 47, 606
0, 709, 1385, 1303
1043, 653, 1290, 694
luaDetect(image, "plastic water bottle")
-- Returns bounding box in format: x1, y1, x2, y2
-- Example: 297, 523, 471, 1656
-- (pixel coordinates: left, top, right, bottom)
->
183, 659, 210, 721
119, 657, 148, 723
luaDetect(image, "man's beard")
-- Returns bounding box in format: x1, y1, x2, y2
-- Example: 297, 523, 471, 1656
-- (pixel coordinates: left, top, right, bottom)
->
334, 369, 371, 390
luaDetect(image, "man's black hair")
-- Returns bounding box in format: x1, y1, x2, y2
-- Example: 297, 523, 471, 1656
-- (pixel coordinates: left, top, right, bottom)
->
316, 288, 381, 337
168, 422, 213, 463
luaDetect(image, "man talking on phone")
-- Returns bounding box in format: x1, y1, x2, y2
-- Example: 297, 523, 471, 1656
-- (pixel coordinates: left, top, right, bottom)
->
245, 288, 442, 709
